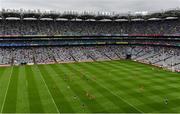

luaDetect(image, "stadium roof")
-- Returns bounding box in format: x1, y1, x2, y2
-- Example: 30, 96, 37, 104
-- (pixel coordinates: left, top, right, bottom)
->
0, 9, 180, 21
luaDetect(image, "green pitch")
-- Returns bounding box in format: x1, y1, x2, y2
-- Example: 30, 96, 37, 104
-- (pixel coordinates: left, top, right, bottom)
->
0, 60, 179, 113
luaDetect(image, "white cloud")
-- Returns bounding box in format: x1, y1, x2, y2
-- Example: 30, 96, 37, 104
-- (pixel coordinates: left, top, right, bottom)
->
1, 0, 180, 13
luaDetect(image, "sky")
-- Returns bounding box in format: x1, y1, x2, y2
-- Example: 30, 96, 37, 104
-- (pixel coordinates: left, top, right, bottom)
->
1, 0, 180, 13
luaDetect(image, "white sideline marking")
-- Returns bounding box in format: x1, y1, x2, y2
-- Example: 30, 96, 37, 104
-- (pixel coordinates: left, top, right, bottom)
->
76, 68, 144, 113
35, 66, 60, 113
0, 66, 13, 113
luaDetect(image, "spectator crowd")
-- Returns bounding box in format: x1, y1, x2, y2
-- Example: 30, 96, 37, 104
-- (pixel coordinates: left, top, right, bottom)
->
0, 20, 180, 35
0, 19, 179, 72
0, 46, 179, 71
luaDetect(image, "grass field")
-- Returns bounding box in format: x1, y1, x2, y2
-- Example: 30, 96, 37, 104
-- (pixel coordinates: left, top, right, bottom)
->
0, 60, 179, 113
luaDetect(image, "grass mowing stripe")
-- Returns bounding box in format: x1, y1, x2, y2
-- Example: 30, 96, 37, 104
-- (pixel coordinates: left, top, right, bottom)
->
0, 68, 11, 112
0, 67, 6, 108
3, 67, 19, 113
16, 66, 30, 113
44, 65, 92, 113
64, 64, 141, 112
33, 65, 60, 113
0, 60, 179, 112
82, 62, 177, 112
31, 66, 60, 113
25, 66, 44, 113
91, 62, 165, 97
55, 64, 112, 113
38, 65, 75, 113
66, 63, 142, 113
1, 67, 14, 113
103, 63, 170, 86
0, 66, 13, 113
0, 68, 5, 80
80, 62, 159, 112
99, 61, 162, 80
99, 61, 178, 94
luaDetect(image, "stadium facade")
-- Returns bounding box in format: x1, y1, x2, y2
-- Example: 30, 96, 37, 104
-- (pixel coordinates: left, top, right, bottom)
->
0, 9, 179, 72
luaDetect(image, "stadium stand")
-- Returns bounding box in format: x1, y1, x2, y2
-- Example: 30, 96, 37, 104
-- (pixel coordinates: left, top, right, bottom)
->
0, 20, 180, 35
0, 9, 180, 72
0, 46, 179, 71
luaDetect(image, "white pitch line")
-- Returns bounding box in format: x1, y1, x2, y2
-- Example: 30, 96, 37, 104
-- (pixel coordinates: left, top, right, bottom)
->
94, 81, 143, 113
0, 66, 13, 113
75, 67, 144, 113
35, 66, 60, 113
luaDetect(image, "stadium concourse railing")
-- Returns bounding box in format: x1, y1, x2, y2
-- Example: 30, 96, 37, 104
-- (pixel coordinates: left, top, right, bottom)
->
0, 34, 179, 47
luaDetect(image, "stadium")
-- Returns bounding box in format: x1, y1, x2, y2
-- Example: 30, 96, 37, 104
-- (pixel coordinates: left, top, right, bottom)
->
0, 7, 180, 113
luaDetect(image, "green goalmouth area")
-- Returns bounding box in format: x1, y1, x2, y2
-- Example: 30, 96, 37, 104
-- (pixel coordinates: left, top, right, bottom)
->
0, 60, 179, 113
